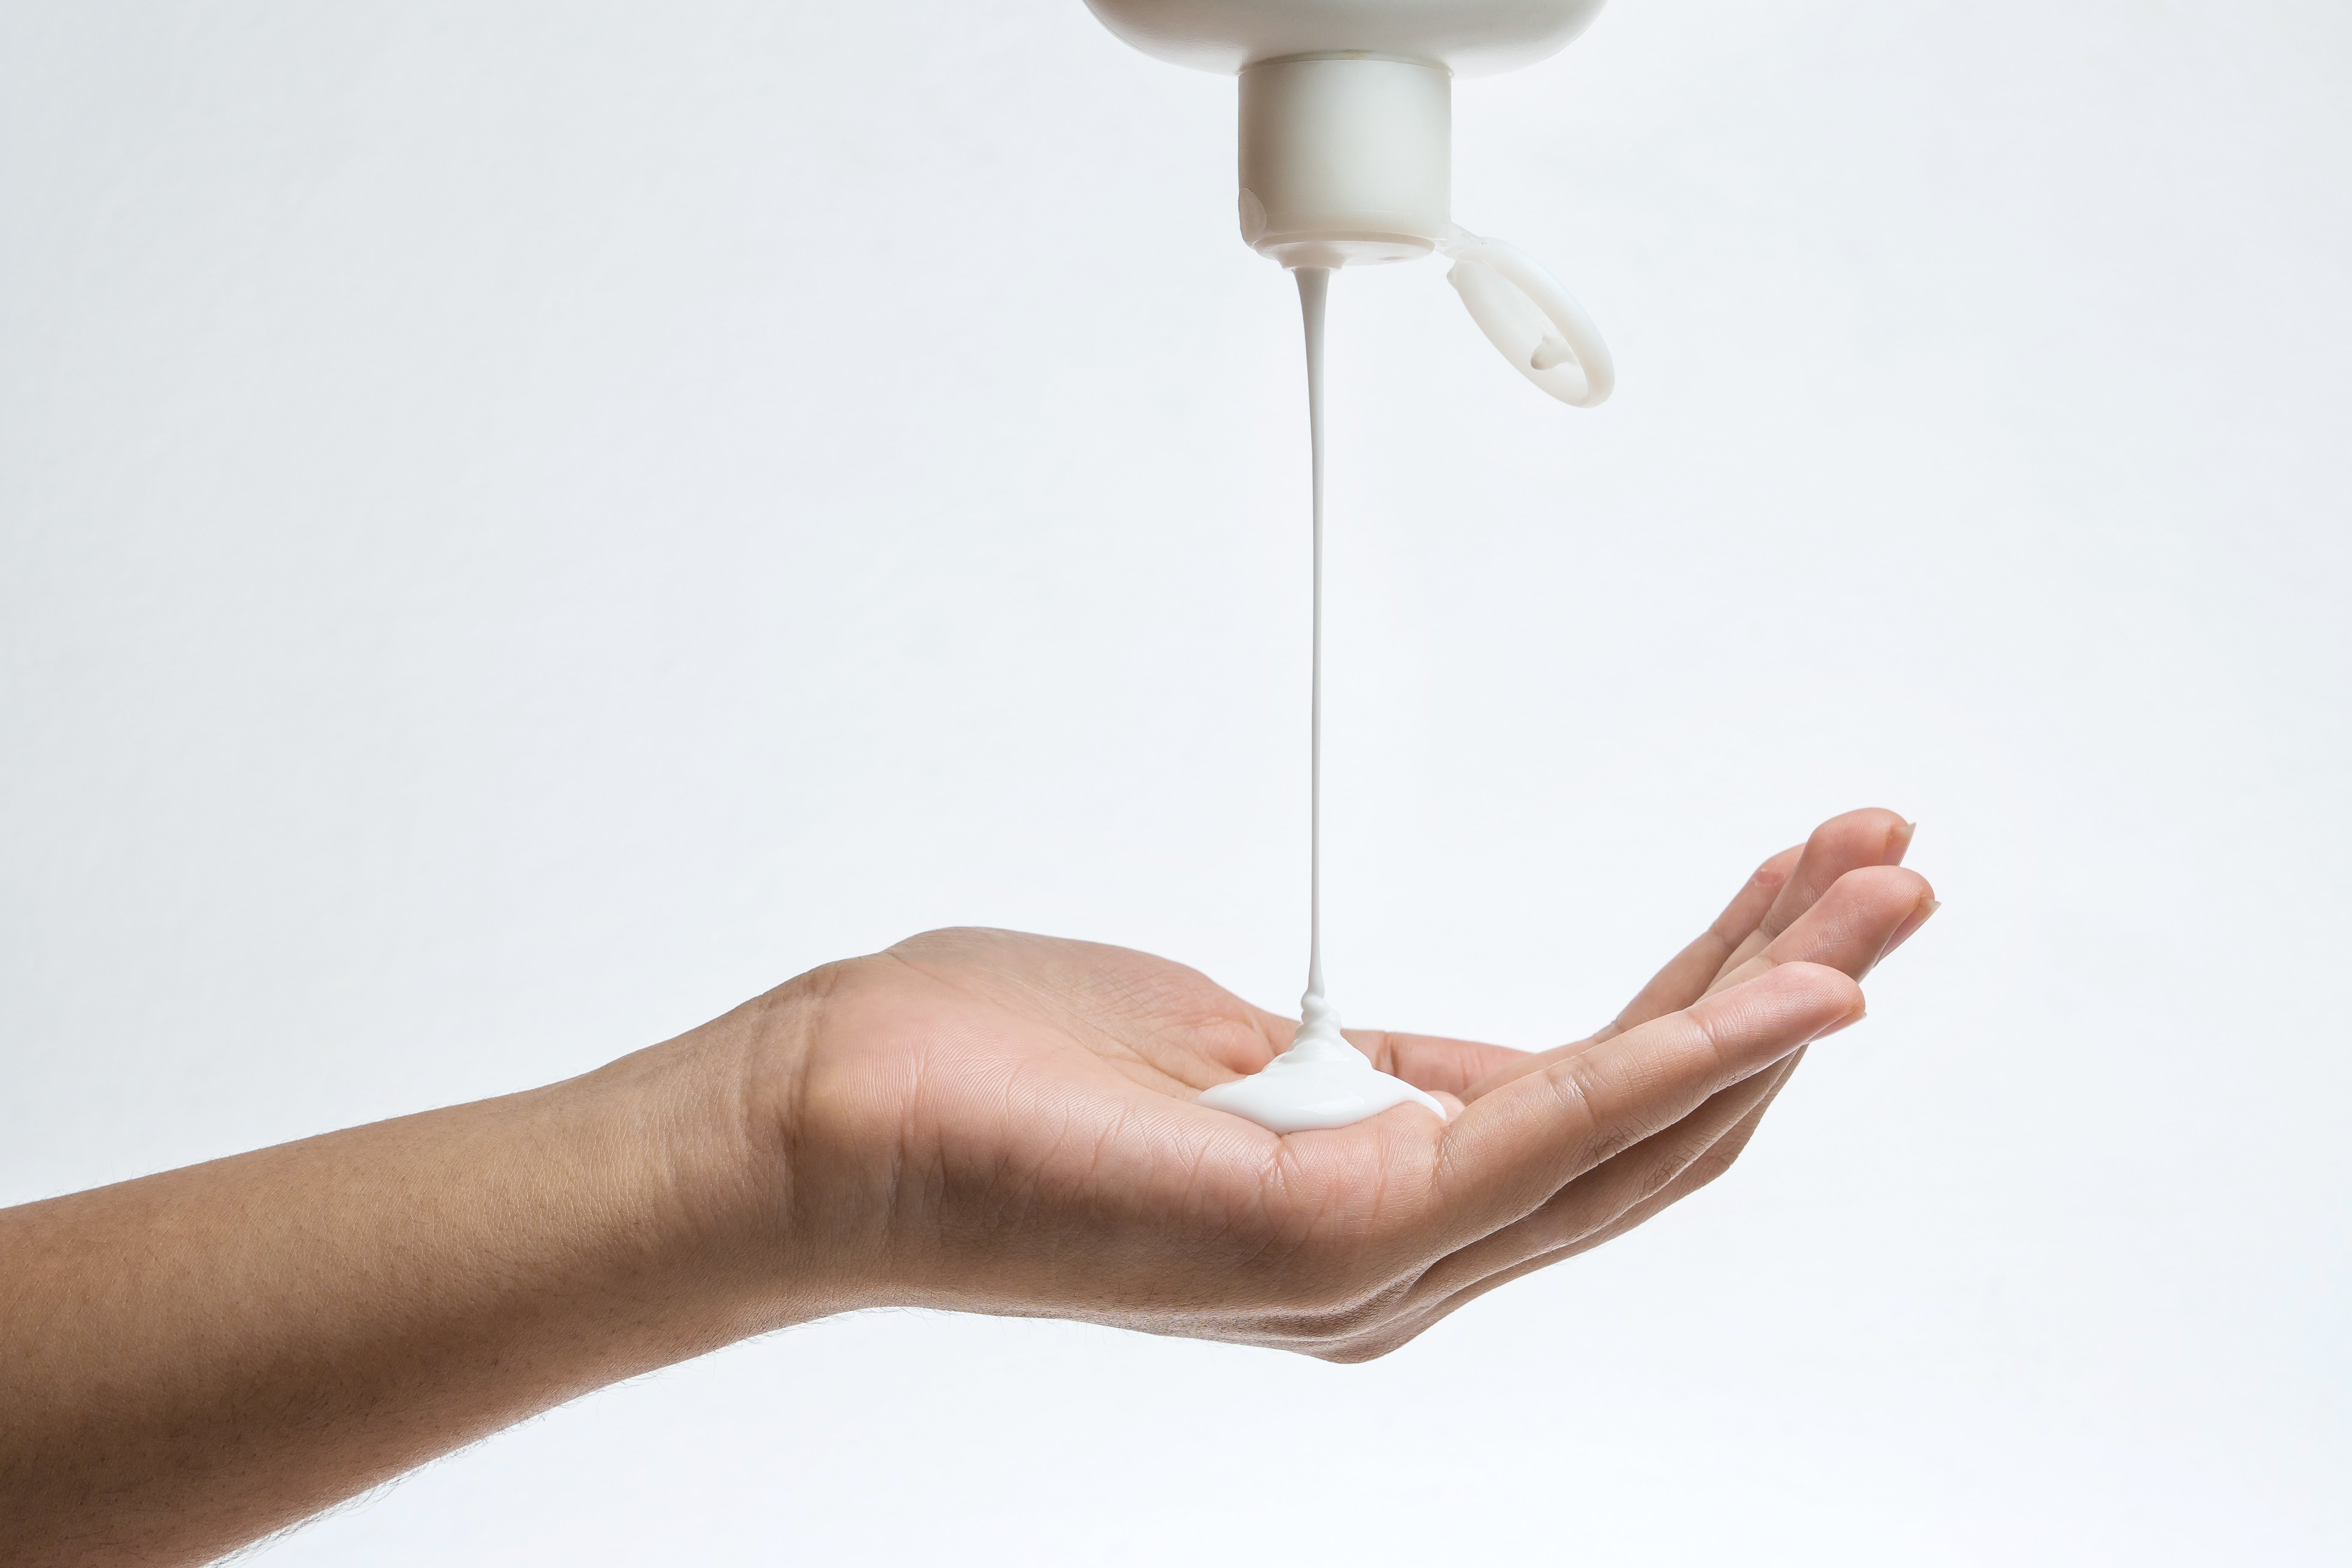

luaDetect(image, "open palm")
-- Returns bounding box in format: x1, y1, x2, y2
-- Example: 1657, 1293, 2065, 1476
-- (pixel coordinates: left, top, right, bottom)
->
751, 808, 1931, 1360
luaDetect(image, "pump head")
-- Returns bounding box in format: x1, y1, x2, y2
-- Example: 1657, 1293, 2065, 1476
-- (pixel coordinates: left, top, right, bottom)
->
1084, 0, 1614, 406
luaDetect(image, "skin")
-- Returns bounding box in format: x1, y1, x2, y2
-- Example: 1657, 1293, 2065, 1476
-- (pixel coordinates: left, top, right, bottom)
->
0, 807, 1933, 1568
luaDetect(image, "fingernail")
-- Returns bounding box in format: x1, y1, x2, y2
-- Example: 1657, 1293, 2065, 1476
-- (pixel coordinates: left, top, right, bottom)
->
1871, 897, 1941, 971
1815, 1006, 1868, 1040
1888, 819, 1918, 863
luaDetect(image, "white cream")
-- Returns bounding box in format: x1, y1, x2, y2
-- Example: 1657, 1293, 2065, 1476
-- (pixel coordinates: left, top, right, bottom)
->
1197, 987, 1445, 1132
1196, 268, 1445, 1134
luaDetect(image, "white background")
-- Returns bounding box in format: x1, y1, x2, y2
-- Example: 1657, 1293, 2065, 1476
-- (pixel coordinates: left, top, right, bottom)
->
4, 1, 2347, 1562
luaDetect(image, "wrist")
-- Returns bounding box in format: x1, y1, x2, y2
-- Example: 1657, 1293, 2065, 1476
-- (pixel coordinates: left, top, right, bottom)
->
580, 970, 850, 1347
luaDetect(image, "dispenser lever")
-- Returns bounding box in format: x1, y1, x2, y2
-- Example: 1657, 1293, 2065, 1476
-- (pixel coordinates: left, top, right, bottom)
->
1441, 228, 1614, 407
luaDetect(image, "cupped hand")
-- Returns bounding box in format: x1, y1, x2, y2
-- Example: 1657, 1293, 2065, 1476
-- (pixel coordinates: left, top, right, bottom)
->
718, 808, 1933, 1360
0, 810, 1934, 1568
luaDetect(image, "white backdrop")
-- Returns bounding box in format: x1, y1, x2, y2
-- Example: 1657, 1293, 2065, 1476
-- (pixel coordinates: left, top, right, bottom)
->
4, 1, 2347, 1562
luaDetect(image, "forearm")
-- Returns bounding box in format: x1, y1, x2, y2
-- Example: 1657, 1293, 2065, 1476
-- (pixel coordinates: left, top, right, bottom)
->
0, 1014, 799, 1567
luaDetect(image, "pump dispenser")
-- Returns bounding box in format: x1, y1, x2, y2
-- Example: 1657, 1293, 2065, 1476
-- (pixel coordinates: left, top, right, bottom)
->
1085, 0, 1615, 404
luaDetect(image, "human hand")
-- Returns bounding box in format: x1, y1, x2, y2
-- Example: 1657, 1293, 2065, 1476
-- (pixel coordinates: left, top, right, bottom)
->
0, 809, 1931, 1562
701, 808, 1934, 1359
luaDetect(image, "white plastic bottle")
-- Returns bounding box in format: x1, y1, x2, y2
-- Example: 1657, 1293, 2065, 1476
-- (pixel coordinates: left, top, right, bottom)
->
1085, 0, 1614, 404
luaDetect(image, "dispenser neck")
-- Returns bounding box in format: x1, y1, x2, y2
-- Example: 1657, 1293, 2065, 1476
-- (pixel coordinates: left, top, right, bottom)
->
1238, 54, 1451, 268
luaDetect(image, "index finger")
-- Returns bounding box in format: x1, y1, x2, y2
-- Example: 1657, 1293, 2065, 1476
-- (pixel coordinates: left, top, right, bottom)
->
1418, 962, 1864, 1249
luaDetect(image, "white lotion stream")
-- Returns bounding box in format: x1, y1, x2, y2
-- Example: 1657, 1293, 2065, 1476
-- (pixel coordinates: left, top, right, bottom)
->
1195, 269, 1447, 1134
